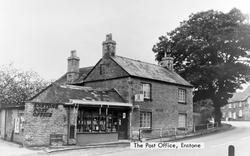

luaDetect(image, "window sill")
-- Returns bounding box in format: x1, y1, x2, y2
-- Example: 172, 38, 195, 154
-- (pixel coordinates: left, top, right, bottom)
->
77, 132, 118, 134
143, 98, 152, 102
177, 127, 187, 131
178, 102, 187, 105
140, 128, 152, 133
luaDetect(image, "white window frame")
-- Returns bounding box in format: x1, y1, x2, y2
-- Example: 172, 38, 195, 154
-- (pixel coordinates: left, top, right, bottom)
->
239, 110, 243, 117
239, 102, 242, 107
178, 113, 187, 128
178, 89, 186, 103
233, 112, 236, 119
142, 83, 151, 100
140, 112, 152, 128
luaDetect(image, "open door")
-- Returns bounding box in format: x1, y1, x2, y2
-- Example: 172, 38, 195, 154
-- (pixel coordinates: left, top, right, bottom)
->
118, 112, 128, 139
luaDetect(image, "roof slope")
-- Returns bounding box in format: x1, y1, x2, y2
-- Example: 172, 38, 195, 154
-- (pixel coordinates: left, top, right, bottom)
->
229, 85, 250, 102
111, 56, 192, 87
30, 84, 125, 104
55, 66, 93, 84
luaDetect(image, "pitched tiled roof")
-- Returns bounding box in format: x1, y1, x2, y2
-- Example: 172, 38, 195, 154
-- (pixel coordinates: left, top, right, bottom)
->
228, 85, 250, 102
30, 84, 125, 104
111, 56, 192, 87
55, 66, 93, 84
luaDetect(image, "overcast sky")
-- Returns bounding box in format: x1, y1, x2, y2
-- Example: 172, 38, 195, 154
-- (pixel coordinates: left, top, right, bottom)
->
0, 0, 249, 80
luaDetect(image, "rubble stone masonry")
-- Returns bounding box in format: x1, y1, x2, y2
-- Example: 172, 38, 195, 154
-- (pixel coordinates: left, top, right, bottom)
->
23, 103, 68, 146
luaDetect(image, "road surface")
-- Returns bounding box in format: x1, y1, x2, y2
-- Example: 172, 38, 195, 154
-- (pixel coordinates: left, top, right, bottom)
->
50, 121, 250, 156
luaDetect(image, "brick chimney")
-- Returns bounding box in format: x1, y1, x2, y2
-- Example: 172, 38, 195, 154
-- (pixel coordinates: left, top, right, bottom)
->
159, 53, 174, 71
67, 50, 80, 83
102, 33, 116, 57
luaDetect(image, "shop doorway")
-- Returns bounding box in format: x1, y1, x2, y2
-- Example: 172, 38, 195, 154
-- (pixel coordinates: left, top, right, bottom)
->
117, 112, 128, 139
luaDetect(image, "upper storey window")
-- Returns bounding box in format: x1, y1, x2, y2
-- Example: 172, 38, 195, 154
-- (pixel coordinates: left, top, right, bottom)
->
100, 64, 106, 75
178, 89, 186, 103
142, 83, 151, 100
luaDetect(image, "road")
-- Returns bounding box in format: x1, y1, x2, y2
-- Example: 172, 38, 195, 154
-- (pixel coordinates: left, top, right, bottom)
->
0, 140, 38, 156
0, 121, 249, 156
50, 121, 250, 156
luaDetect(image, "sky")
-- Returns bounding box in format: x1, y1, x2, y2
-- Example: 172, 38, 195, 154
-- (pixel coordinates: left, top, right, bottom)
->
0, 0, 250, 81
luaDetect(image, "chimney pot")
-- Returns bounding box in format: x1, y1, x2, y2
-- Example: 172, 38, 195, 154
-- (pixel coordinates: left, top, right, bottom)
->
102, 33, 116, 57
67, 50, 80, 83
159, 55, 174, 71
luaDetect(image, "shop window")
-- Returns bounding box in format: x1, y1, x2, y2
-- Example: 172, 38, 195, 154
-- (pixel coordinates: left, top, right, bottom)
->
178, 113, 187, 128
77, 108, 119, 133
141, 83, 152, 100
140, 112, 152, 128
178, 89, 186, 103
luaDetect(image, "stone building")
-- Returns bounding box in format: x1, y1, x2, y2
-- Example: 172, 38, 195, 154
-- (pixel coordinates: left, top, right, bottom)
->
0, 34, 193, 146
221, 86, 250, 121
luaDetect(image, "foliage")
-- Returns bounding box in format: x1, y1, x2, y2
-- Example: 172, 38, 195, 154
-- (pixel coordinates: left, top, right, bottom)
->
194, 99, 214, 124
153, 8, 250, 125
0, 64, 50, 106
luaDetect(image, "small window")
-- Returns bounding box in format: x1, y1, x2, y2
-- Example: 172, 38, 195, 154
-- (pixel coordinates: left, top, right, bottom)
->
178, 113, 187, 128
178, 89, 186, 103
140, 112, 152, 128
233, 112, 236, 119
239, 102, 242, 107
142, 83, 151, 100
228, 112, 232, 118
228, 104, 232, 108
100, 64, 106, 75
239, 110, 243, 117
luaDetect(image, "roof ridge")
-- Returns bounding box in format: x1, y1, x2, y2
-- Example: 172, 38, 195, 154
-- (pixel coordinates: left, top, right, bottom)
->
79, 66, 94, 70
114, 55, 162, 68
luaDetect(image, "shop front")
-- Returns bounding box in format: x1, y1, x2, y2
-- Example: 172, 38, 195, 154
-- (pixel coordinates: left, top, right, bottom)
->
68, 100, 132, 145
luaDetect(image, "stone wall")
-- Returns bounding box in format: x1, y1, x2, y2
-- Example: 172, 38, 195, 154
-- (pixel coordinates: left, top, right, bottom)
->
130, 78, 193, 132
85, 76, 194, 137
23, 103, 68, 146
84, 57, 129, 83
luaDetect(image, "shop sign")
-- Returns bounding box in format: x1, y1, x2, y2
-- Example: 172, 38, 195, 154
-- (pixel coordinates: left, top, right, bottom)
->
33, 103, 58, 117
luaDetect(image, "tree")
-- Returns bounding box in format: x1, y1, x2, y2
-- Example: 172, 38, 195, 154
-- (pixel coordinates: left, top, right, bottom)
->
0, 64, 50, 106
193, 99, 214, 124
153, 8, 250, 125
